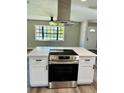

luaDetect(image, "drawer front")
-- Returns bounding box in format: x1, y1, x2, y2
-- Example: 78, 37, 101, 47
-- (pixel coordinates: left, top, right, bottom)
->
79, 57, 95, 66
29, 57, 48, 66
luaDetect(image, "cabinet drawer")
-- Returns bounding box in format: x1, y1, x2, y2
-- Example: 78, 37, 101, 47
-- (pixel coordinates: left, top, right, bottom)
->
79, 57, 95, 66
29, 57, 48, 66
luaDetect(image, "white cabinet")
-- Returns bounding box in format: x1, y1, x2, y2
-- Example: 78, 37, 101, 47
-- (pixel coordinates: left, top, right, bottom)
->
93, 67, 97, 83
78, 57, 95, 84
29, 57, 48, 87
79, 57, 95, 66
78, 66, 94, 84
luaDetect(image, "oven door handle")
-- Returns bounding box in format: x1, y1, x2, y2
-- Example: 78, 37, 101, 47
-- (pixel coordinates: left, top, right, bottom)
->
49, 61, 79, 64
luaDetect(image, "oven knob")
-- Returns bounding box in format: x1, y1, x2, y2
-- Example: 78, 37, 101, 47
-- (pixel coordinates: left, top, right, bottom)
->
52, 56, 55, 60
73, 57, 75, 60
54, 57, 56, 60
52, 56, 54, 59
72, 57, 74, 60
74, 57, 77, 60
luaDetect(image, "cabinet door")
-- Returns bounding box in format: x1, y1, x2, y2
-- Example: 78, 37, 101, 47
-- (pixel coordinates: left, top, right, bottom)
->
29, 57, 48, 86
30, 65, 48, 86
78, 66, 94, 84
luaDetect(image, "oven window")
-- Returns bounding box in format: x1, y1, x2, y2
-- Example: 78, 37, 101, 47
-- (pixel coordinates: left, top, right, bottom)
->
49, 64, 78, 82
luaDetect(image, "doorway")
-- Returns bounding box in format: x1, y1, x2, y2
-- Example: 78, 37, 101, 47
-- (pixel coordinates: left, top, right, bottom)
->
85, 26, 97, 50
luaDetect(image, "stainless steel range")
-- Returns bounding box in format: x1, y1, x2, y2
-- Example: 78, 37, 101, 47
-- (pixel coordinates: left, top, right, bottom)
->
48, 49, 79, 88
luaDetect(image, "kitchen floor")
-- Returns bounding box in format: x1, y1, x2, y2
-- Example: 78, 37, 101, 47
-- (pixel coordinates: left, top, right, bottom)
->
27, 83, 96, 93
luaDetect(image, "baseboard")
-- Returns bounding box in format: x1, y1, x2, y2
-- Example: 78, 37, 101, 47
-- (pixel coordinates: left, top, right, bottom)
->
92, 81, 97, 89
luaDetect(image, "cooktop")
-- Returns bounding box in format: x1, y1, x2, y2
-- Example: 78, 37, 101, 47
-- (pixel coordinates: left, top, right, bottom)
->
49, 49, 78, 55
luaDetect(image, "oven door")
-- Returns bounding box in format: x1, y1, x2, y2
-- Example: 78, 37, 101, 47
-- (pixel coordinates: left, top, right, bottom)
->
48, 64, 78, 82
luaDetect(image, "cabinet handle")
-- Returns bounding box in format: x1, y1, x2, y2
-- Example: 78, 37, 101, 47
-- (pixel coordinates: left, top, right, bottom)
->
93, 65, 96, 69
46, 65, 48, 70
85, 59, 90, 61
36, 59, 42, 61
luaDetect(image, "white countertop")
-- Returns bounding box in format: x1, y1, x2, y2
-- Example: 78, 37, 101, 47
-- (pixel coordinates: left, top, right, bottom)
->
28, 47, 96, 57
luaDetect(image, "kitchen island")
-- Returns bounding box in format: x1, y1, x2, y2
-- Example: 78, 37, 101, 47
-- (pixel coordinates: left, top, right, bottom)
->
28, 47, 96, 87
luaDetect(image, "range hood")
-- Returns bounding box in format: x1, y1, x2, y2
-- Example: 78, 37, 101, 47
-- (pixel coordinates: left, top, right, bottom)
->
57, 0, 74, 26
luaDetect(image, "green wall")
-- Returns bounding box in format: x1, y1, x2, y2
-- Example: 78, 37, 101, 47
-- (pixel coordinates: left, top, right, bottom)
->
88, 22, 97, 26
27, 20, 81, 48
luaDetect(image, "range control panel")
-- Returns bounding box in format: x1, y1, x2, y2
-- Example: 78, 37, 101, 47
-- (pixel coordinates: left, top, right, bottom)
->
49, 55, 79, 61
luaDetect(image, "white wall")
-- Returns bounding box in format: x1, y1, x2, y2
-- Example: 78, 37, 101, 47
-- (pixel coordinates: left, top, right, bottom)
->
79, 21, 88, 47
80, 21, 97, 50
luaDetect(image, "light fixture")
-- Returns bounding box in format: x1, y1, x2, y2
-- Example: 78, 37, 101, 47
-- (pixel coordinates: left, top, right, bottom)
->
49, 17, 57, 26
50, 17, 54, 21
89, 29, 95, 32
81, 0, 87, 1
49, 17, 64, 26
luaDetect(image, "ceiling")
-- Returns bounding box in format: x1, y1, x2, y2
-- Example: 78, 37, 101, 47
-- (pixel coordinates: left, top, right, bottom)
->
27, 0, 97, 22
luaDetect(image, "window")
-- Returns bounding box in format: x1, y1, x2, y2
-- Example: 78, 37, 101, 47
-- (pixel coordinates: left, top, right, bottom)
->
35, 25, 64, 41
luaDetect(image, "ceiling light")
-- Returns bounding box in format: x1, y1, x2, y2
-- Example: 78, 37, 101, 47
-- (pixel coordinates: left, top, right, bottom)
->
81, 0, 87, 2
